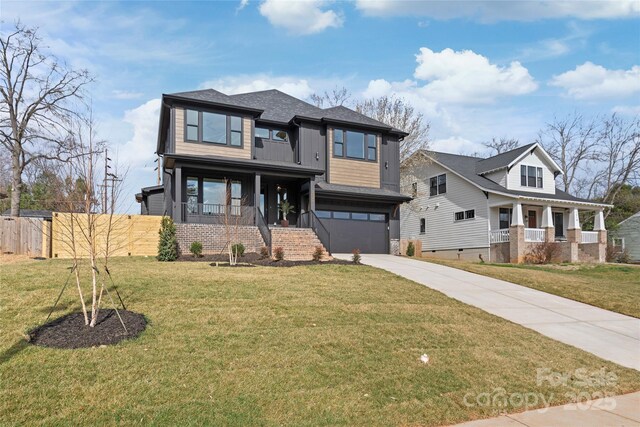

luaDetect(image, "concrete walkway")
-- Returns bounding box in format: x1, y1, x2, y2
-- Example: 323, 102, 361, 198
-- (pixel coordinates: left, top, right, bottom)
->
334, 254, 640, 370
454, 391, 640, 427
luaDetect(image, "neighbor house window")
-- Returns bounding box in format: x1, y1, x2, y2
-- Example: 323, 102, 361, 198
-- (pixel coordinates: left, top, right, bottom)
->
184, 109, 243, 147
420, 218, 426, 234
430, 174, 446, 196
186, 110, 199, 142
411, 182, 418, 198
521, 165, 543, 188
333, 128, 377, 161
499, 208, 512, 229
454, 209, 475, 221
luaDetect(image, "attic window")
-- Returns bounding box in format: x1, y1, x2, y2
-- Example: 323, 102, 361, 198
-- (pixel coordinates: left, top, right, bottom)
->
429, 174, 446, 196
520, 165, 543, 188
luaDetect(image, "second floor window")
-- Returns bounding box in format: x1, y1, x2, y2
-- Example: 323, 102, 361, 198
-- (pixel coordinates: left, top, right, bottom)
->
429, 174, 446, 196
333, 128, 377, 161
185, 109, 243, 147
254, 127, 290, 145
420, 218, 426, 234
520, 165, 543, 188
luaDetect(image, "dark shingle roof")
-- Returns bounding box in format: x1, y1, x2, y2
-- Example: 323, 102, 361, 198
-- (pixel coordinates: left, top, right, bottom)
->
167, 88, 400, 132
475, 143, 536, 174
426, 150, 596, 204
316, 181, 411, 202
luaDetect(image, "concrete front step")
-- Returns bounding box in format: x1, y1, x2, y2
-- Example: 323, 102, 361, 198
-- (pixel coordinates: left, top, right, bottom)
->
270, 227, 330, 261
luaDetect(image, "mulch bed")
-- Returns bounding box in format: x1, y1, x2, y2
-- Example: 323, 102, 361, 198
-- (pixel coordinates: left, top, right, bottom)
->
177, 252, 358, 267
29, 309, 147, 349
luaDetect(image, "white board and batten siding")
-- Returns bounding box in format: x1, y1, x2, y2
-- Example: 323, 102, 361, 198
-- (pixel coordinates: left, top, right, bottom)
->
401, 162, 490, 251
506, 149, 557, 195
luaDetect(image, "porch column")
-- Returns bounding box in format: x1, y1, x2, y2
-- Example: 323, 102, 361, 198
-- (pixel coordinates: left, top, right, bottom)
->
594, 208, 607, 247
309, 176, 316, 212
254, 173, 261, 225
509, 201, 525, 263
541, 205, 554, 242
566, 207, 581, 263
174, 166, 182, 223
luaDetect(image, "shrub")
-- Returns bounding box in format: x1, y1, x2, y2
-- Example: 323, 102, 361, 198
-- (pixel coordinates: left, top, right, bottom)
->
157, 216, 178, 261
352, 248, 361, 264
524, 242, 560, 264
231, 242, 245, 257
259, 246, 270, 259
605, 243, 619, 262
312, 246, 324, 262
189, 241, 203, 258
616, 249, 631, 264
273, 246, 285, 261
406, 241, 415, 257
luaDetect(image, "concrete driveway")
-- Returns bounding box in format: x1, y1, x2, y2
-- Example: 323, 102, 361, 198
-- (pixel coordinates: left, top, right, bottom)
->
334, 254, 640, 370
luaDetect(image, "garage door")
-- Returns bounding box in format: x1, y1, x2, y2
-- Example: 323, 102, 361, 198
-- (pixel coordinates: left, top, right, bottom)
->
316, 211, 388, 254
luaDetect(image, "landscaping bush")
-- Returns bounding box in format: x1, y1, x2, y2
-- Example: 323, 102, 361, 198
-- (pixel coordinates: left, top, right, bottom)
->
524, 242, 560, 264
312, 246, 324, 262
406, 241, 415, 257
616, 249, 631, 264
352, 248, 361, 264
189, 241, 203, 258
157, 216, 178, 261
231, 243, 245, 257
273, 246, 285, 261
259, 246, 270, 259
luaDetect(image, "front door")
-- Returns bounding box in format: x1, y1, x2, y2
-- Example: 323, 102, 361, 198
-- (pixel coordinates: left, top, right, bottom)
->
554, 212, 564, 237
528, 210, 537, 228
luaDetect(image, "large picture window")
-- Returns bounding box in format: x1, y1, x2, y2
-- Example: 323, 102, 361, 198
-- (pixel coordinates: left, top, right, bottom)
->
186, 178, 243, 216
184, 109, 243, 147
520, 165, 544, 188
333, 128, 377, 161
429, 174, 446, 196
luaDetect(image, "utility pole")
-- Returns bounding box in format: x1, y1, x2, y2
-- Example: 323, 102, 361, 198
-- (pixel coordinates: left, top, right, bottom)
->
103, 148, 109, 213
154, 153, 161, 185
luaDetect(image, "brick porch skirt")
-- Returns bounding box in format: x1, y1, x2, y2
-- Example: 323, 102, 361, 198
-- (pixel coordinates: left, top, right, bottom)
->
175, 223, 265, 255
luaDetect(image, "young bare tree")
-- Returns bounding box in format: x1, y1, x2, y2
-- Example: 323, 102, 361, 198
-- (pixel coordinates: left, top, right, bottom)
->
483, 137, 520, 156
0, 22, 93, 217
536, 113, 599, 194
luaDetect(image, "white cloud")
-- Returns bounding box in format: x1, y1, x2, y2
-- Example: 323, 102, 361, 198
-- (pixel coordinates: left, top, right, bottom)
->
550, 62, 640, 100
365, 48, 537, 105
200, 74, 316, 99
237, 0, 249, 12
112, 90, 144, 100
612, 105, 640, 116
259, 0, 343, 34
355, 0, 639, 22
430, 137, 479, 155
118, 99, 161, 169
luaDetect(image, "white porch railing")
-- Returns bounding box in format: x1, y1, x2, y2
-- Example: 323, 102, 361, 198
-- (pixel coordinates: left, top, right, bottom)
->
490, 229, 510, 243
524, 228, 545, 242
581, 231, 599, 244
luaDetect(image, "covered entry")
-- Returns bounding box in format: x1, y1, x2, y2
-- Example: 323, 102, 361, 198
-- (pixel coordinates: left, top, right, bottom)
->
316, 210, 388, 253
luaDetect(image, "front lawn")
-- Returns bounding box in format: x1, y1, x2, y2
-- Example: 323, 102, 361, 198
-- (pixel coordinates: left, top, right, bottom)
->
1, 257, 639, 426
420, 258, 640, 318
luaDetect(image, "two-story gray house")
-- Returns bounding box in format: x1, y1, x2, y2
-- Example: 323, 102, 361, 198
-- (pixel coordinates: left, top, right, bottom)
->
137, 89, 410, 258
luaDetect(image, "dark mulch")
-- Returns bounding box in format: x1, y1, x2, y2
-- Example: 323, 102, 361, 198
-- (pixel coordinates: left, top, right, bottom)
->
177, 252, 358, 267
29, 309, 146, 349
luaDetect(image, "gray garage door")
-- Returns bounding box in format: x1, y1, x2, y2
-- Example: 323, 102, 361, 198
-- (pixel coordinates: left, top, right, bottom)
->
316, 211, 388, 254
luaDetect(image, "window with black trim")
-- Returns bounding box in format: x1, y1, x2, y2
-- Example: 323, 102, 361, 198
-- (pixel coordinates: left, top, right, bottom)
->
411, 182, 418, 198
184, 109, 243, 147
520, 165, 543, 188
499, 208, 512, 229
254, 127, 289, 146
454, 209, 475, 221
333, 128, 377, 161
429, 174, 446, 196
420, 218, 426, 234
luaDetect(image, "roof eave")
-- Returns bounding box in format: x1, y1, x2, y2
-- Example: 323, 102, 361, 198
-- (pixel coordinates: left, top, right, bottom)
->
163, 93, 264, 116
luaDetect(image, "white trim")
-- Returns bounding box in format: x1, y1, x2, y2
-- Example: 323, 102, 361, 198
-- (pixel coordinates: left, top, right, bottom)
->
507, 143, 563, 176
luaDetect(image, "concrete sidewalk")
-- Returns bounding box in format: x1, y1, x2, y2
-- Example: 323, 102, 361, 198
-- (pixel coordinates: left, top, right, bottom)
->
334, 254, 640, 370
453, 391, 640, 427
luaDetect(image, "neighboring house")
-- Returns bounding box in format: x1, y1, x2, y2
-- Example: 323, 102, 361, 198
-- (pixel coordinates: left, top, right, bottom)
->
401, 144, 611, 263
613, 212, 640, 262
1, 209, 53, 220
137, 88, 410, 258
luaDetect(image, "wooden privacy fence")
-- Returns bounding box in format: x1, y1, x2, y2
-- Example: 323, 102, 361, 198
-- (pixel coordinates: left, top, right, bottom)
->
51, 213, 162, 258
0, 217, 51, 257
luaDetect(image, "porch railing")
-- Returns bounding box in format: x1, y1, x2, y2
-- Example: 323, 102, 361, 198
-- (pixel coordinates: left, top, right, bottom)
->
255, 207, 272, 251
490, 229, 510, 244
299, 211, 331, 254
524, 228, 545, 242
180, 203, 255, 225
581, 231, 599, 244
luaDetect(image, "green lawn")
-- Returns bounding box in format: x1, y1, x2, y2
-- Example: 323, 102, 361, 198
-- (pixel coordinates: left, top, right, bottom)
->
1, 257, 639, 426
419, 258, 640, 318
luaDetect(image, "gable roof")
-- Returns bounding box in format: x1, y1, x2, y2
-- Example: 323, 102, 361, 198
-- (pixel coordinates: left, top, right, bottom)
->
476, 143, 562, 175
418, 150, 608, 206
618, 211, 640, 226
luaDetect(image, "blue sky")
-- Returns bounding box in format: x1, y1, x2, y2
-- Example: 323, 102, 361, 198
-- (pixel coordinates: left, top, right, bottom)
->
3, 0, 639, 212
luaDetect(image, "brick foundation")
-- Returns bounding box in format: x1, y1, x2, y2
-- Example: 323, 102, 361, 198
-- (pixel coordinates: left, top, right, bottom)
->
490, 242, 510, 263
175, 223, 265, 255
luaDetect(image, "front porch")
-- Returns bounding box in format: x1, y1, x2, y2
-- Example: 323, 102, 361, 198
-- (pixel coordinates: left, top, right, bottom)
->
488, 202, 608, 263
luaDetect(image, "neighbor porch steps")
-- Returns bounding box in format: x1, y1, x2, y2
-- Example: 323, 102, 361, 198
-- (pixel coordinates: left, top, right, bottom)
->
270, 227, 330, 261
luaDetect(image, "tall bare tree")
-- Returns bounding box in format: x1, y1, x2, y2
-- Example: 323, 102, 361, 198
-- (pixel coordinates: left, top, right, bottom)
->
483, 137, 520, 156
0, 22, 92, 217
309, 86, 351, 108
536, 113, 599, 194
